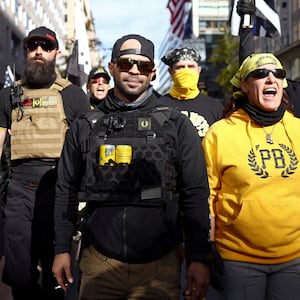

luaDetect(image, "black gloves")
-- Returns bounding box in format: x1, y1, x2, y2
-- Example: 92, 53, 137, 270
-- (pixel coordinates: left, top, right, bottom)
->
237, 0, 256, 28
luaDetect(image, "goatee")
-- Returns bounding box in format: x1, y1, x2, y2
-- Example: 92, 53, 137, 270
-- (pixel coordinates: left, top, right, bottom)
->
23, 57, 56, 88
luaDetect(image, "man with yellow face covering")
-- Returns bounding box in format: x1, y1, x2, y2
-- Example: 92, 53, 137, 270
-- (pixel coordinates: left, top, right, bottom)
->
161, 47, 225, 298
160, 47, 223, 138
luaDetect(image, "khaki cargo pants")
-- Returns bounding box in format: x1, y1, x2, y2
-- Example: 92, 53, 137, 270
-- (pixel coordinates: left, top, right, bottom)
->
79, 245, 180, 300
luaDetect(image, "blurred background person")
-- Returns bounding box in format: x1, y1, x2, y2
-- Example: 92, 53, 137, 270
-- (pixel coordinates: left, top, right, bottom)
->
86, 66, 111, 109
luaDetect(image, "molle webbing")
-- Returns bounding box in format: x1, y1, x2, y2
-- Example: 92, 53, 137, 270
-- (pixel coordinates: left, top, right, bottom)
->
11, 78, 71, 160
79, 107, 176, 205
79, 107, 179, 223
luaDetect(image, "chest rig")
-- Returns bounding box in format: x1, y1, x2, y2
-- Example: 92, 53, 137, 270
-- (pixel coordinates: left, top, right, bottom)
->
10, 78, 71, 160
79, 106, 179, 220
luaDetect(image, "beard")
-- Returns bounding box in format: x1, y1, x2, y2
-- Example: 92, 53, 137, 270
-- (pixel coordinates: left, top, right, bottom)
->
23, 56, 56, 88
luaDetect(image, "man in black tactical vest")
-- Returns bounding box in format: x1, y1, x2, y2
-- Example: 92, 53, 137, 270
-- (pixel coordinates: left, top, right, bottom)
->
52, 34, 212, 300
0, 26, 90, 300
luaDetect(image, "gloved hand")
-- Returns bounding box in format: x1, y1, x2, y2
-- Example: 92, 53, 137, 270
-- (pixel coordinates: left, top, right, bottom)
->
237, 0, 256, 28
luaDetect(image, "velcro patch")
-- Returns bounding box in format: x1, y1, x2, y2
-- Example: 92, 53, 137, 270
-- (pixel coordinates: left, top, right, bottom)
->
138, 117, 151, 130
22, 96, 58, 107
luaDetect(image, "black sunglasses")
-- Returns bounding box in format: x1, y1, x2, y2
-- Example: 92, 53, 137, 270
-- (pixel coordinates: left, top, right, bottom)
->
116, 58, 154, 75
26, 40, 56, 52
247, 68, 286, 80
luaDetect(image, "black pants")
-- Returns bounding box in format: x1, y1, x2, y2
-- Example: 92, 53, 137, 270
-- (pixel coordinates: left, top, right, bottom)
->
2, 166, 64, 300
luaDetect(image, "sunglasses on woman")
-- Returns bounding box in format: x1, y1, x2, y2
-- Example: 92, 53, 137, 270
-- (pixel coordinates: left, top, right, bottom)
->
116, 58, 154, 75
247, 68, 286, 80
26, 40, 56, 52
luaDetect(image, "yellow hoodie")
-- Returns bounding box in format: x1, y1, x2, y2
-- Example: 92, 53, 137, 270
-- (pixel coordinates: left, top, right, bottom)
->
202, 109, 300, 264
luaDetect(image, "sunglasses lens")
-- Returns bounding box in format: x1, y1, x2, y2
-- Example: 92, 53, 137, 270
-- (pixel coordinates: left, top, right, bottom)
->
90, 77, 109, 84
26, 40, 55, 52
250, 69, 269, 79
117, 58, 134, 72
138, 61, 154, 74
26, 40, 38, 51
117, 58, 153, 74
274, 69, 286, 78
249, 68, 286, 79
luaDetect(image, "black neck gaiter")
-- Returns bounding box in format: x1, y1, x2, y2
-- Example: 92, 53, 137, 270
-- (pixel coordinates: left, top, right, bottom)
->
242, 101, 286, 126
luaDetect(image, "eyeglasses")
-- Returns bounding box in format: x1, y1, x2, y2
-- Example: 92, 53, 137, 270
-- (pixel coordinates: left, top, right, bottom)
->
247, 68, 286, 80
116, 58, 154, 75
89, 77, 109, 84
26, 40, 56, 52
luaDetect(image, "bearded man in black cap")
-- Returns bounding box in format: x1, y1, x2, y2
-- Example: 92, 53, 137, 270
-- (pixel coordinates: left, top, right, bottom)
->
0, 26, 90, 300
52, 33, 212, 300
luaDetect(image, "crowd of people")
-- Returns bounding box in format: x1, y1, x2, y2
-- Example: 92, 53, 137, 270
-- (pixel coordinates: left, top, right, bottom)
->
0, 1, 300, 299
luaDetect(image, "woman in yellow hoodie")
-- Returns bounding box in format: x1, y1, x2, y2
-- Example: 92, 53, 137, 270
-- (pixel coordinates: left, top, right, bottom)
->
202, 53, 300, 299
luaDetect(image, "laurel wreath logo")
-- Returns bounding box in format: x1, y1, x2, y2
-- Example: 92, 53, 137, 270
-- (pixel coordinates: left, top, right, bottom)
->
248, 149, 269, 178
279, 144, 298, 177
248, 144, 298, 178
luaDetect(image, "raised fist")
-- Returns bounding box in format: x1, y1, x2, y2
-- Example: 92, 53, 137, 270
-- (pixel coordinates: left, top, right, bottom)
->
237, 0, 256, 27
237, 0, 256, 16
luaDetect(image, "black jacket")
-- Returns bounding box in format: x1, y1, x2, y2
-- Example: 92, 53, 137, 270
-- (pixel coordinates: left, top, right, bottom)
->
54, 89, 210, 263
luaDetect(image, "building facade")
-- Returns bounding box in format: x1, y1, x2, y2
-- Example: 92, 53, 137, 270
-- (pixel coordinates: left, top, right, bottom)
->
275, 0, 300, 81
0, 0, 98, 86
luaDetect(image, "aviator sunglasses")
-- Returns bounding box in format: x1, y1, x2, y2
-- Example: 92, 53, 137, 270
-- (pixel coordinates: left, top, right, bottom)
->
247, 68, 286, 80
26, 39, 56, 52
116, 58, 154, 75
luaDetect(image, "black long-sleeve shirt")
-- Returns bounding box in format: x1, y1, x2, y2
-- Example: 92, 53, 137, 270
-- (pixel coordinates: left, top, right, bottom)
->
54, 90, 211, 263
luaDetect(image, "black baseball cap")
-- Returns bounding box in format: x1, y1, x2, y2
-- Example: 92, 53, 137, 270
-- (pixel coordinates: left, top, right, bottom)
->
111, 34, 154, 63
24, 26, 59, 49
88, 67, 111, 83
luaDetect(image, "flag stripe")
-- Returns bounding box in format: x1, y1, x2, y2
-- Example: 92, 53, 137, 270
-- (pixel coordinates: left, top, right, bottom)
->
255, 0, 281, 36
167, 0, 191, 39
230, 0, 281, 37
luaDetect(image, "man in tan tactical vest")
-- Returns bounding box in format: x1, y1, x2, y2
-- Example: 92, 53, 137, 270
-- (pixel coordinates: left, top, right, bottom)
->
0, 26, 90, 300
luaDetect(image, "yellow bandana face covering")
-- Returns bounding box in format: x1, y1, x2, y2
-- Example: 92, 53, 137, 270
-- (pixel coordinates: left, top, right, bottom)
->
170, 68, 200, 100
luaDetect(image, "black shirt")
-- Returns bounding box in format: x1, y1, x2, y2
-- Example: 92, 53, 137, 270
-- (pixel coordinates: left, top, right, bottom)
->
160, 93, 224, 138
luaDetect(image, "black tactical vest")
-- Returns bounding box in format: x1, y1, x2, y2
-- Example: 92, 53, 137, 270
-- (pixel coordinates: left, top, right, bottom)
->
78, 106, 179, 222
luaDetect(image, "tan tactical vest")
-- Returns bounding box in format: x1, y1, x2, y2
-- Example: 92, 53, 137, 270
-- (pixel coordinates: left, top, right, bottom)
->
11, 78, 71, 160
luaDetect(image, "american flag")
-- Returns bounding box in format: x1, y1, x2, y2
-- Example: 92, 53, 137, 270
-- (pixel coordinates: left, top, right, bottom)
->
167, 0, 191, 40
230, 0, 281, 37
4, 65, 14, 88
